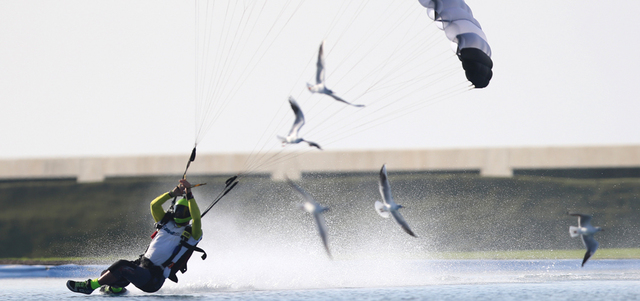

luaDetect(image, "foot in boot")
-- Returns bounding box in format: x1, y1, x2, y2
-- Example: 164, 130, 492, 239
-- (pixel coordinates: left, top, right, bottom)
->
66, 279, 95, 294
100, 285, 127, 295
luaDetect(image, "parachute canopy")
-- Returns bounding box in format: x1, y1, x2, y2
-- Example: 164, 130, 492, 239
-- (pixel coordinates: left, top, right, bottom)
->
419, 0, 493, 88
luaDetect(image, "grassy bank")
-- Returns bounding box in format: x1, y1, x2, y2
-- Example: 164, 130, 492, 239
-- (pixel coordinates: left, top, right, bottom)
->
1, 174, 639, 258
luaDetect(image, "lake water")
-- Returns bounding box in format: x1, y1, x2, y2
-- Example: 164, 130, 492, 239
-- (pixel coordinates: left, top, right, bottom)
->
1, 259, 640, 300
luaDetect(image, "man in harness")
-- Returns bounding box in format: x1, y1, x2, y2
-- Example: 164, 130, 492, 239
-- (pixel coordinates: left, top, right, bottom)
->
66, 179, 205, 294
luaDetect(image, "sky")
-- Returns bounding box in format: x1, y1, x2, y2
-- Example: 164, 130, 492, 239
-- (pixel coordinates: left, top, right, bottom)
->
1, 0, 639, 160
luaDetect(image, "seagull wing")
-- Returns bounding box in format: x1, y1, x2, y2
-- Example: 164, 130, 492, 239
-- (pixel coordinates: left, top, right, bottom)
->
569, 212, 592, 228
581, 234, 599, 254
390, 209, 417, 237
304, 140, 322, 150
315, 41, 325, 85
287, 178, 315, 208
325, 92, 365, 108
579, 215, 593, 228
378, 164, 394, 206
581, 234, 599, 267
287, 96, 305, 137
313, 210, 331, 258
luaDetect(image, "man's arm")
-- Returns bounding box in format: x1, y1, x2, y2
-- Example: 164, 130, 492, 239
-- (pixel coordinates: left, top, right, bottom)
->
149, 193, 171, 223
150, 185, 184, 222
185, 188, 203, 240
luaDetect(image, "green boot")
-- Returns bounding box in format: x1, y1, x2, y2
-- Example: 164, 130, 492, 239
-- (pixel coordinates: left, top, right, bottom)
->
99, 285, 128, 295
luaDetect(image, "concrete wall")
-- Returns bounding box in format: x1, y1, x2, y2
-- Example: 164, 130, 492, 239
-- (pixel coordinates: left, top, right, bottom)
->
1, 145, 640, 182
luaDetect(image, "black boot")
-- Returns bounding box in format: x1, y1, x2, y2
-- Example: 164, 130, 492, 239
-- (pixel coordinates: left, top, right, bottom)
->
66, 279, 95, 294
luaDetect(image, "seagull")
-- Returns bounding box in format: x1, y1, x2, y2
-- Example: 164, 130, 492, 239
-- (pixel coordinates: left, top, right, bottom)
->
277, 96, 322, 150
375, 164, 417, 237
307, 41, 364, 108
568, 212, 604, 267
287, 178, 332, 259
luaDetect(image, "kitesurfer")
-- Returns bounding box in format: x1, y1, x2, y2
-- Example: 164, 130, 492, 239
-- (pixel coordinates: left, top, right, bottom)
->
66, 179, 205, 294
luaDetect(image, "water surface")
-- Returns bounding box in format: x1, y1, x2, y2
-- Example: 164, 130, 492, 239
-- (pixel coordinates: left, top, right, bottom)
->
1, 259, 639, 300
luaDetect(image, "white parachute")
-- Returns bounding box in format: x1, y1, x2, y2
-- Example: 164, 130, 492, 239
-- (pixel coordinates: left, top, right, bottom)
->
419, 0, 492, 88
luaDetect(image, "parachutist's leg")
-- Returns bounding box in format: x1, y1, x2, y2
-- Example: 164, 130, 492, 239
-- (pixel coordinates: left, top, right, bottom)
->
101, 260, 136, 287
98, 270, 118, 285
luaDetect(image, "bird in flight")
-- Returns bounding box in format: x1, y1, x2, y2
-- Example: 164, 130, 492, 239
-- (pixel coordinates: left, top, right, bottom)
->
287, 178, 332, 259
277, 96, 322, 150
307, 41, 364, 108
375, 164, 417, 237
568, 212, 604, 267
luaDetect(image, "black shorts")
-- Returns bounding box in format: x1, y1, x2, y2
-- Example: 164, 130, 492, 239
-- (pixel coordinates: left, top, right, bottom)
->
107, 259, 165, 293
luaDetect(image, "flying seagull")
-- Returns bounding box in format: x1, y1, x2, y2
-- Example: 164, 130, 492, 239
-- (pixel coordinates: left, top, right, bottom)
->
568, 212, 604, 267
287, 178, 332, 259
307, 41, 364, 108
375, 164, 417, 237
277, 96, 322, 150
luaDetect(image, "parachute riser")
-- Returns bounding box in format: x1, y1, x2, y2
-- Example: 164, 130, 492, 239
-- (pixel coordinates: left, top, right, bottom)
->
182, 147, 198, 180
170, 146, 198, 212
201, 175, 239, 218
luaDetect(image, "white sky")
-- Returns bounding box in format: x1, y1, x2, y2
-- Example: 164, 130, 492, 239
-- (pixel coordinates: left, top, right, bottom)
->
1, 0, 639, 160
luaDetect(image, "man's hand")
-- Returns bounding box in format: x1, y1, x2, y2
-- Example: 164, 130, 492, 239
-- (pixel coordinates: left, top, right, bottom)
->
179, 179, 192, 193
179, 179, 194, 198
179, 179, 192, 189
170, 185, 184, 197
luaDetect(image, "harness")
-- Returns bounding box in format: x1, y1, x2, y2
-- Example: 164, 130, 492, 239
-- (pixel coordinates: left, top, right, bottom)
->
148, 211, 207, 283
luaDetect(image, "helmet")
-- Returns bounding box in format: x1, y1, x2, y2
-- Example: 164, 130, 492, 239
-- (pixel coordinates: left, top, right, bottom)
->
173, 198, 192, 224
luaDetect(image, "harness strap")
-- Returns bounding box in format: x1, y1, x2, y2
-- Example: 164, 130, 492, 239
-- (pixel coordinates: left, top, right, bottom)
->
179, 240, 207, 260
160, 227, 206, 268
